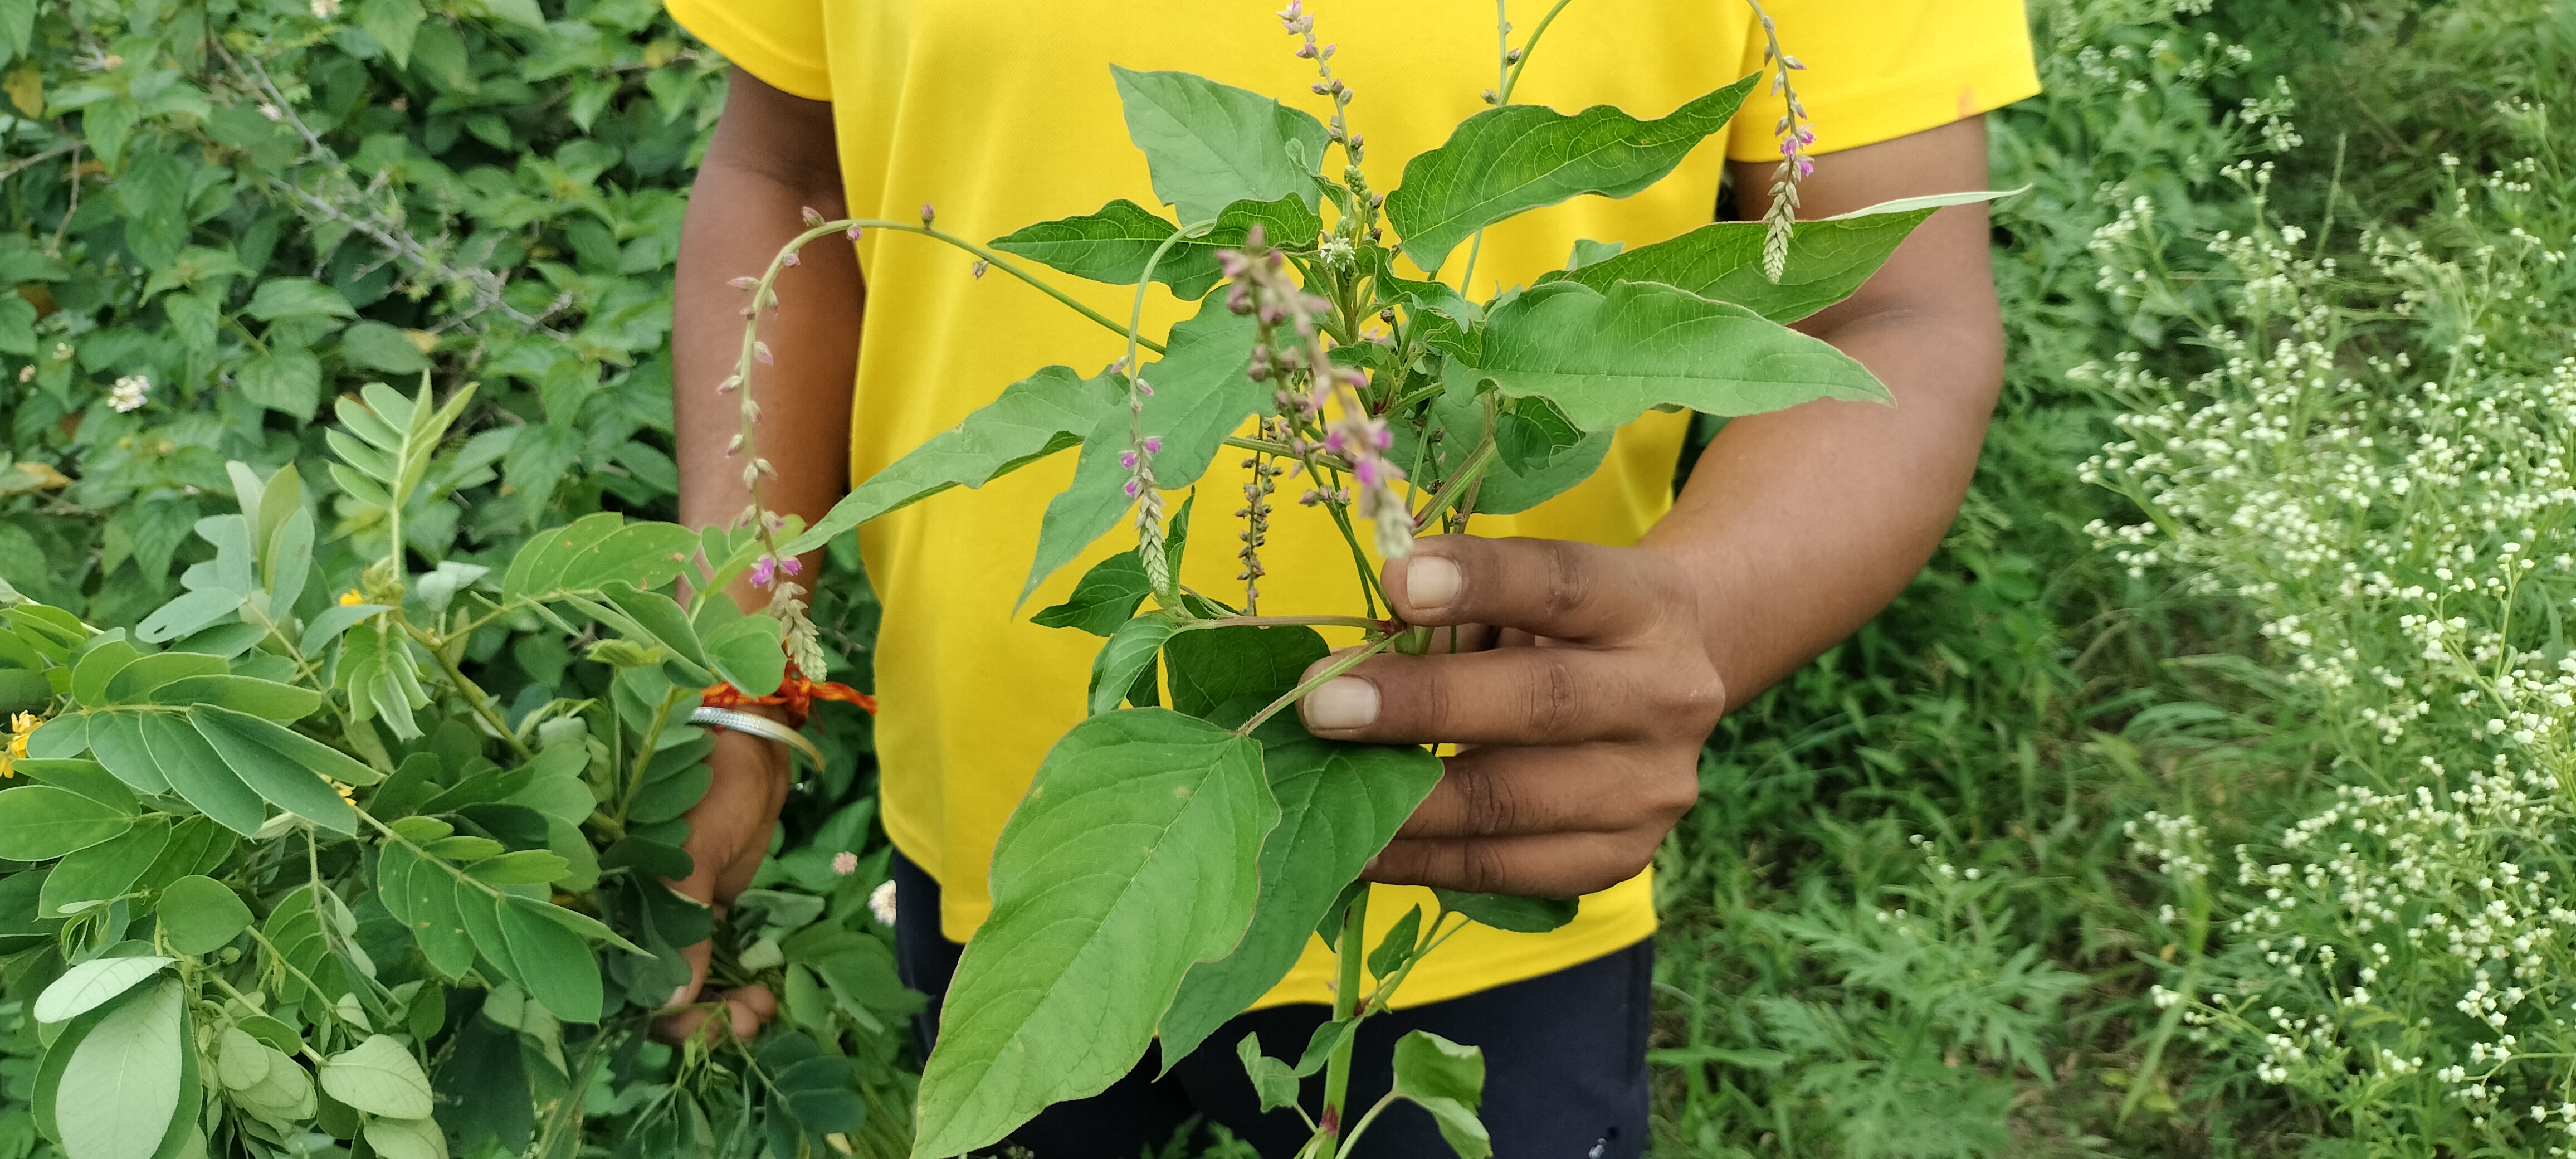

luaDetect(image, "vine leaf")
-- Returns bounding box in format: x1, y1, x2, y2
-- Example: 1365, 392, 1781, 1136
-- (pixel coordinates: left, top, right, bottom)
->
1383, 72, 1759, 272
1031, 552, 1152, 637
1158, 737, 1442, 1067
911, 710, 1275, 1158
1109, 66, 1329, 221
1020, 298, 1263, 606
1460, 280, 1891, 431
1087, 612, 1180, 717
779, 366, 1123, 558
1391, 1030, 1491, 1158
1432, 889, 1578, 933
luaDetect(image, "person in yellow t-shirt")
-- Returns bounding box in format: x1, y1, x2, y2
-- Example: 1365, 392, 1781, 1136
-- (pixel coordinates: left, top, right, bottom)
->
657, 2, 2035, 1155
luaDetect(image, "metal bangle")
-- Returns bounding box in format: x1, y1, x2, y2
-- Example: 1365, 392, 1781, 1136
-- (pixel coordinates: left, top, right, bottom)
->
689, 706, 826, 767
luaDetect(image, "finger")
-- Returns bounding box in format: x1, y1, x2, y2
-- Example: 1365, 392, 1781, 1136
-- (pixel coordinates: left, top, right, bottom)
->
649, 939, 720, 1044
1364, 831, 1657, 898
1296, 646, 1665, 746
724, 985, 778, 1040
1392, 745, 1700, 841
1380, 536, 1691, 644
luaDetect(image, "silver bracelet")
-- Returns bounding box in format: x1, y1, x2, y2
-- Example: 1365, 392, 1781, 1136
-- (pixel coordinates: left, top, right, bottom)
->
689, 706, 827, 767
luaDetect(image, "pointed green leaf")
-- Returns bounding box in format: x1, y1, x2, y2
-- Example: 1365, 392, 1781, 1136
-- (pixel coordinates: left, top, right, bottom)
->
1031, 551, 1153, 637
138, 710, 269, 835
83, 711, 170, 795
299, 602, 391, 655
1109, 66, 1327, 221
1022, 298, 1264, 604
1163, 625, 1329, 725
1234, 1034, 1302, 1114
10, 758, 138, 815
552, 523, 700, 595
913, 710, 1274, 1157
1383, 73, 1759, 272
1433, 889, 1578, 933
502, 512, 625, 601
1368, 905, 1424, 980
1541, 198, 2004, 324
781, 366, 1120, 557
100, 652, 228, 704
1159, 738, 1442, 1064
1087, 612, 1179, 717
144, 675, 323, 720
158, 875, 255, 955
190, 706, 357, 834
992, 195, 1323, 300
1460, 280, 1890, 431
0, 785, 135, 860
1391, 1031, 1491, 1158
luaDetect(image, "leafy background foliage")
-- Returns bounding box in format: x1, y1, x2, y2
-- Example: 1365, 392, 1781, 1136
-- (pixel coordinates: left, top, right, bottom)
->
0, 0, 2563, 1155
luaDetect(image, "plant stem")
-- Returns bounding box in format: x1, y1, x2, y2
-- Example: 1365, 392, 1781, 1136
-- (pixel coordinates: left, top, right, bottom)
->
1236, 636, 1399, 737
1321, 888, 1370, 1145
406, 622, 536, 760
1412, 435, 1500, 532
1223, 434, 1353, 474
1501, 0, 1579, 101
1335, 1093, 1400, 1157
614, 685, 696, 829
1174, 613, 1384, 634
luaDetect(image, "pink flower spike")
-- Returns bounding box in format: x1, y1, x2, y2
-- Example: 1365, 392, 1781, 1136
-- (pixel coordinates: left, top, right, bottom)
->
1120, 451, 1139, 469
1124, 479, 1144, 498
1143, 436, 1163, 453
832, 851, 858, 875
750, 556, 778, 588
780, 556, 802, 576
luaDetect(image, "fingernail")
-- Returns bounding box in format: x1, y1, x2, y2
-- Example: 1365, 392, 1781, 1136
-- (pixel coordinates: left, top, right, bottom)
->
665, 985, 692, 1010
1407, 556, 1461, 610
1302, 678, 1379, 731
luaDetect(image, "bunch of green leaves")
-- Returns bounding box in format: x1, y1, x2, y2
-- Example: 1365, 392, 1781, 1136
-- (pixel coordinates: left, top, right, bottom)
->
0, 378, 915, 1159
0, 0, 722, 634
709, 20, 2015, 1151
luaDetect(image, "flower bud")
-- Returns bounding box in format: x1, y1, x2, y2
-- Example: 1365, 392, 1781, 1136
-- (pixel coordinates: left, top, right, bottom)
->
801, 206, 826, 226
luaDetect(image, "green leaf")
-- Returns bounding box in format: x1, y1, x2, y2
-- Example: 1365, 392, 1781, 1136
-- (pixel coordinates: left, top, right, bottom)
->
191, 705, 357, 834
56, 979, 188, 1159
11, 758, 137, 815
299, 602, 390, 655
1391, 1031, 1491, 1159
157, 875, 255, 955
143, 675, 322, 719
38, 815, 167, 917
1022, 298, 1265, 604
198, 702, 384, 787
497, 895, 603, 1023
1433, 889, 1578, 933
599, 581, 708, 670
238, 347, 324, 415
1234, 1034, 1302, 1114
363, 1116, 448, 1159
1368, 904, 1424, 980
465, 850, 569, 885
1087, 612, 1179, 717
702, 616, 786, 702
67, 638, 142, 709
1163, 625, 1329, 725
1158, 738, 1442, 1064
340, 320, 430, 374
1031, 551, 1152, 637
382, 843, 475, 978
318, 1035, 433, 1119
1108, 66, 1327, 221
138, 709, 270, 835
0, 785, 135, 860
134, 589, 244, 645
358, 0, 425, 67
33, 956, 173, 1024
991, 195, 1323, 300
1382, 72, 1758, 272
1459, 280, 1890, 431
1396, 391, 1608, 517
134, 817, 236, 897
82, 711, 170, 795
780, 365, 1120, 558
1541, 201, 1998, 324
913, 710, 1275, 1157
246, 277, 356, 322
100, 651, 227, 703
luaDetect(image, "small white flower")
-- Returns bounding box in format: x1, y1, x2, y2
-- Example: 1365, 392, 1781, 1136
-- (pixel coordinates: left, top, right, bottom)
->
108, 374, 150, 413
867, 879, 899, 926
310, 0, 340, 16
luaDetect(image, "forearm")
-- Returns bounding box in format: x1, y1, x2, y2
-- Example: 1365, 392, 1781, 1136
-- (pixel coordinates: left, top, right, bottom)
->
673, 76, 861, 609
1643, 301, 1998, 707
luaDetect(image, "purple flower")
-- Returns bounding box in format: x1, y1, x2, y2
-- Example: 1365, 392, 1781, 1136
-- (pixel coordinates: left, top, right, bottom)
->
1143, 436, 1163, 453
750, 555, 778, 588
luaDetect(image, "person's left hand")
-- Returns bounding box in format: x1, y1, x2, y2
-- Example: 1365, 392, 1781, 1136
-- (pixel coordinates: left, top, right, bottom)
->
1296, 535, 1725, 898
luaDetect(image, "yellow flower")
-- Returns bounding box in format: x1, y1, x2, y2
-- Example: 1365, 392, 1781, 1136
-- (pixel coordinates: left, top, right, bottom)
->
333, 780, 356, 805
3, 712, 38, 778
339, 589, 364, 606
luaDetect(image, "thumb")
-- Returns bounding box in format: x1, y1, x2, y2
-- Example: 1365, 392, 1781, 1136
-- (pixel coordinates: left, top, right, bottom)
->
652, 859, 725, 1041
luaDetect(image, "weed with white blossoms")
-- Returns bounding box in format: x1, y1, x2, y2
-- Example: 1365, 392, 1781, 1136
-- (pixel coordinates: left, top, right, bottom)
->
2086, 102, 2576, 1152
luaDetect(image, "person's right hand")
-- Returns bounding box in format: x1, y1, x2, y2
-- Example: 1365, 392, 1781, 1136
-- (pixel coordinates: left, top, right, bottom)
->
653, 724, 793, 1043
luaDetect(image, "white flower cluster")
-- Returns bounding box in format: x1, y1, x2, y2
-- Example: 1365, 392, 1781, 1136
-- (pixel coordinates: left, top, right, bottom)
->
2089, 140, 2576, 1150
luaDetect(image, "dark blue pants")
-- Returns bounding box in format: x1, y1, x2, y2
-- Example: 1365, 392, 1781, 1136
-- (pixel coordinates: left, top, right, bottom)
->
892, 853, 1652, 1159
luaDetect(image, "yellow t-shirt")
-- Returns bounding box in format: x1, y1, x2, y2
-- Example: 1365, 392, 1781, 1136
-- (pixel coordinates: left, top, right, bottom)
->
667, 0, 2038, 1009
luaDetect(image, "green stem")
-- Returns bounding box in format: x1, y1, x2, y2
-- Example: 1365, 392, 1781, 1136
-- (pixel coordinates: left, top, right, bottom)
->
1501, 0, 1579, 101
1411, 435, 1499, 532
1321, 888, 1370, 1144
1235, 637, 1399, 737
1335, 1093, 1401, 1158
405, 622, 536, 761
1223, 434, 1353, 474
614, 685, 695, 829
1320, 491, 1390, 616
1174, 614, 1383, 634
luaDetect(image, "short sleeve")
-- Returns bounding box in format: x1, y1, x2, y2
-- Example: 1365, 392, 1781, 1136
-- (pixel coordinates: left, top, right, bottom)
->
1725, 1, 2041, 162
665, 0, 834, 101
